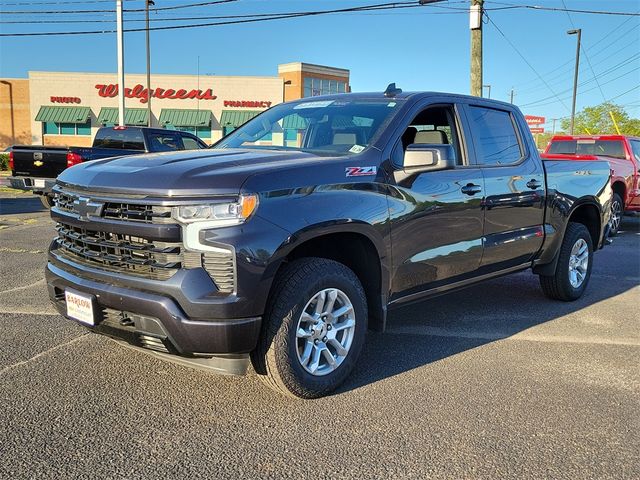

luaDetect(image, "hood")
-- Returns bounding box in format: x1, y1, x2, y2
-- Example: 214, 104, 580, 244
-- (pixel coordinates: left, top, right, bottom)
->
57, 148, 336, 197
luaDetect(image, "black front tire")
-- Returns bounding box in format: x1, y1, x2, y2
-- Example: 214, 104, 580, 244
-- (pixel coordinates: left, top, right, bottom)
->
251, 258, 367, 399
539, 222, 593, 301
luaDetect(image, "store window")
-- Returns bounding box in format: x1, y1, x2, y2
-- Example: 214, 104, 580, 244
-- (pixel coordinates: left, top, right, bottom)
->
42, 121, 91, 136
166, 124, 212, 139
303, 77, 347, 97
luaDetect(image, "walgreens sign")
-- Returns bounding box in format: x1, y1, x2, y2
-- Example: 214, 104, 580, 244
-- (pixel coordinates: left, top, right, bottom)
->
95, 84, 217, 104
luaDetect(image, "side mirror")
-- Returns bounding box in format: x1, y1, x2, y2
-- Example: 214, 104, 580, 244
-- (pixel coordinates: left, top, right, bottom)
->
403, 144, 456, 172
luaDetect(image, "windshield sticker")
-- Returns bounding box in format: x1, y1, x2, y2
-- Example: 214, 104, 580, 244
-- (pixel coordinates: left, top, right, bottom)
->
293, 100, 334, 109
346, 166, 377, 177
349, 145, 365, 154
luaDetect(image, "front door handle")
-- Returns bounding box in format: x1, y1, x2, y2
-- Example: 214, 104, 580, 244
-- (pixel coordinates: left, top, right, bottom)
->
461, 183, 482, 195
526, 179, 542, 189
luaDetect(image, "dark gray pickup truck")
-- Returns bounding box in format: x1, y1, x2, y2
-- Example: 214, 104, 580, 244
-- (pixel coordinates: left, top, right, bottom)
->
8, 126, 207, 207
46, 89, 612, 398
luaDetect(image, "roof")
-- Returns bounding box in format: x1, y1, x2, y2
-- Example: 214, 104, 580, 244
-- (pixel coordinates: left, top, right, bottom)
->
158, 109, 212, 127
97, 107, 149, 126
34, 106, 91, 123
220, 110, 262, 127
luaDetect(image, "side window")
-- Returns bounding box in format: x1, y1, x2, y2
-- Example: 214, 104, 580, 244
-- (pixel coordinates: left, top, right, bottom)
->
182, 136, 202, 150
468, 106, 523, 166
93, 128, 145, 150
630, 140, 640, 164
147, 133, 183, 151
394, 105, 463, 166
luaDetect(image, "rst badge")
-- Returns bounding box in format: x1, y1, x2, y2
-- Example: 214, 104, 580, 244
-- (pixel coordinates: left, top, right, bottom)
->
345, 166, 377, 177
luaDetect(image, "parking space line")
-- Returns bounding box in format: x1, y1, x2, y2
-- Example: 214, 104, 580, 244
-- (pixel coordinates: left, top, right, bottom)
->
0, 278, 46, 295
0, 334, 88, 376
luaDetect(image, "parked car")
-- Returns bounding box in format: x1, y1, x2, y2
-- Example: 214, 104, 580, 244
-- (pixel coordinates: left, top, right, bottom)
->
46, 89, 612, 398
542, 135, 640, 235
8, 126, 209, 207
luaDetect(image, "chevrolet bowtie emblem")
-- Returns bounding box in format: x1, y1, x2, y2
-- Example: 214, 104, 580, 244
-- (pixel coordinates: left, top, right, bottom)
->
73, 197, 103, 221
33, 160, 44, 167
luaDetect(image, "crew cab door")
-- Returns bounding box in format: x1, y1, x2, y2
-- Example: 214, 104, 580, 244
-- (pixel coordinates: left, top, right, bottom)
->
462, 103, 545, 269
386, 102, 485, 300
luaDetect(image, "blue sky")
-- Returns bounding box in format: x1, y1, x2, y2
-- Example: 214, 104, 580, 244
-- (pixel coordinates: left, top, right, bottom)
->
1, 0, 638, 132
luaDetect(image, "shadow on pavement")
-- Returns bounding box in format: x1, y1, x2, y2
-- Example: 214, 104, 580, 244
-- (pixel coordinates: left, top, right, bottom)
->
342, 214, 640, 394
0, 196, 45, 215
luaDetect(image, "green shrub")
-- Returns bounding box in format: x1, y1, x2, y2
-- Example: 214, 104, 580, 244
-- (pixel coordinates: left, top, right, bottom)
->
0, 152, 9, 171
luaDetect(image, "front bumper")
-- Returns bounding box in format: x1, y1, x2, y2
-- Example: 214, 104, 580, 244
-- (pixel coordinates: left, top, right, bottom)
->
9, 176, 56, 194
46, 260, 262, 373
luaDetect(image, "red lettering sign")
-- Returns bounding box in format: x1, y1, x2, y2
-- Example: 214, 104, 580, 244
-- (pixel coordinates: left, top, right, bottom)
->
50, 96, 82, 104
529, 127, 545, 134
94, 84, 217, 104
223, 100, 272, 108
524, 115, 545, 125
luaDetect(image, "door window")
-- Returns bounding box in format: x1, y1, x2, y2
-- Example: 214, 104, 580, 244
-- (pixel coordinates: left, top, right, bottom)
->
147, 132, 183, 151
468, 106, 523, 166
393, 105, 463, 166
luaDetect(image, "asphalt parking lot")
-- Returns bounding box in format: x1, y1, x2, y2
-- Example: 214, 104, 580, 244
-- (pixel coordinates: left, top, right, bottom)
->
1, 193, 638, 479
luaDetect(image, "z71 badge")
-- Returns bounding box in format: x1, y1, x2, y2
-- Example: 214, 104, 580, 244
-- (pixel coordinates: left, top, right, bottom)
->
345, 166, 377, 177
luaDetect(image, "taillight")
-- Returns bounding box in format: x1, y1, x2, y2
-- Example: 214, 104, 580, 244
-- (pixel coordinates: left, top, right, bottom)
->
8, 151, 14, 171
66, 152, 83, 167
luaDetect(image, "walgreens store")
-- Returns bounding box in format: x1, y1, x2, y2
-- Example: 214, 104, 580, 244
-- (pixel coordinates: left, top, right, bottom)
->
0, 62, 350, 147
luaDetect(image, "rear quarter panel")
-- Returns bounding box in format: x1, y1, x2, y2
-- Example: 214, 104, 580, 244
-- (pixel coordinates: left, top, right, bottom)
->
535, 159, 612, 266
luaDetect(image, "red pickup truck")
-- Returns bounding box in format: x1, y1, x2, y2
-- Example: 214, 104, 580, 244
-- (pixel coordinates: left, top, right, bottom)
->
542, 135, 640, 235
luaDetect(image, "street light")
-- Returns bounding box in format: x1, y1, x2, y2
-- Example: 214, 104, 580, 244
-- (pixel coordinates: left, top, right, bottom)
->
483, 84, 491, 99
146, 0, 155, 127
568, 28, 581, 135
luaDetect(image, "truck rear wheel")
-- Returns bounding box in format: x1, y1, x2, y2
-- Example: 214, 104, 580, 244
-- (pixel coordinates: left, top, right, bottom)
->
539, 222, 593, 301
251, 258, 367, 398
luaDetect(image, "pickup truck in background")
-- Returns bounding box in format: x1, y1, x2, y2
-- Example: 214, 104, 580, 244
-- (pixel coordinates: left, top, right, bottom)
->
8, 126, 208, 207
46, 89, 612, 398
542, 135, 640, 235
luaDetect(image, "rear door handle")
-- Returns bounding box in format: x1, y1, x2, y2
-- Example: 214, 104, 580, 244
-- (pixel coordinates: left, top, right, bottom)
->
461, 183, 482, 195
526, 179, 542, 189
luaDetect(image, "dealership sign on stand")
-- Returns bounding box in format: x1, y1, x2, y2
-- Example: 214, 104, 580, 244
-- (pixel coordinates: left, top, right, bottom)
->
524, 115, 545, 134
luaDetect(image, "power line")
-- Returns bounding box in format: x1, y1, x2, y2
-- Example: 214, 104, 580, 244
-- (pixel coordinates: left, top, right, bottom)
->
560, 0, 606, 102
485, 13, 570, 112
486, 3, 640, 17
0, 0, 236, 15
0, 2, 455, 37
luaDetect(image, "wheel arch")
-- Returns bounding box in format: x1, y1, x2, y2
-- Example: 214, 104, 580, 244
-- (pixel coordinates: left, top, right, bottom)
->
267, 221, 390, 332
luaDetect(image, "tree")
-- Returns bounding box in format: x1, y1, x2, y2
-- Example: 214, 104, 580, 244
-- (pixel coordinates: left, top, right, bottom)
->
561, 102, 640, 136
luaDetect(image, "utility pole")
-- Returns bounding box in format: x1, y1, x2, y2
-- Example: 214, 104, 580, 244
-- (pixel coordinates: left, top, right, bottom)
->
116, 0, 125, 127
470, 0, 483, 96
552, 118, 557, 134
568, 28, 581, 135
510, 88, 515, 104
145, 0, 154, 127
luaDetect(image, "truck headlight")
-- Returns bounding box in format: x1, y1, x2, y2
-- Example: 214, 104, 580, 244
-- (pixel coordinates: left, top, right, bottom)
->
173, 194, 258, 225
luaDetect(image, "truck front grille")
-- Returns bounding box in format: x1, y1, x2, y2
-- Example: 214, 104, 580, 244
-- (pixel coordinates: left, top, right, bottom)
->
54, 191, 173, 224
55, 222, 182, 280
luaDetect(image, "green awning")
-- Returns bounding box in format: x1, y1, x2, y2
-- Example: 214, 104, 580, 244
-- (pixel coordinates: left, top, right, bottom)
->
35, 106, 91, 123
159, 109, 211, 127
220, 110, 261, 128
97, 107, 149, 126
282, 114, 307, 130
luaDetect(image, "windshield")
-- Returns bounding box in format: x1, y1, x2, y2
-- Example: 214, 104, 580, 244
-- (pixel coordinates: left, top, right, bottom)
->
548, 139, 626, 159
214, 98, 401, 155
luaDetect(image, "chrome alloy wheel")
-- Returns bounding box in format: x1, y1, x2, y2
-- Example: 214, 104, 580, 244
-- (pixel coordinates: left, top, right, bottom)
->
568, 238, 589, 288
610, 198, 622, 233
295, 288, 356, 376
